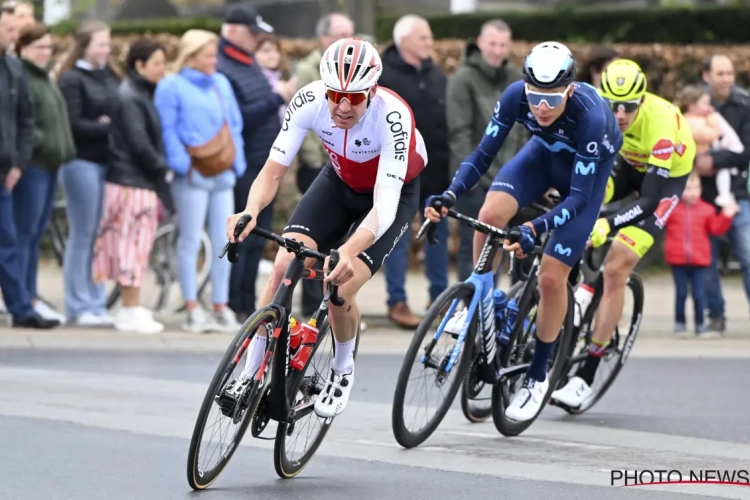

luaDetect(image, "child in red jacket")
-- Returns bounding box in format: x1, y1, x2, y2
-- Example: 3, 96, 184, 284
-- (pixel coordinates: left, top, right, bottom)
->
664, 173, 737, 337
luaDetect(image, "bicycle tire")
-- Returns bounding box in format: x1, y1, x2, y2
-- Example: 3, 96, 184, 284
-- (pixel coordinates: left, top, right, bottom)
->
491, 283, 576, 437
459, 280, 525, 424
564, 272, 644, 415
460, 351, 491, 422
273, 319, 361, 479
391, 283, 476, 448
186, 307, 277, 490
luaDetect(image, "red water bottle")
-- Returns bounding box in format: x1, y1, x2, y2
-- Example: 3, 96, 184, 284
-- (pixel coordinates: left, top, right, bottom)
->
289, 318, 303, 350
290, 319, 319, 371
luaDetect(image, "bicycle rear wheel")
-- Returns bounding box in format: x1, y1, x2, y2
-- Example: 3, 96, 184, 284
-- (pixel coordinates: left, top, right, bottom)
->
391, 283, 476, 448
186, 307, 277, 490
273, 318, 360, 478
559, 273, 644, 415
491, 283, 576, 437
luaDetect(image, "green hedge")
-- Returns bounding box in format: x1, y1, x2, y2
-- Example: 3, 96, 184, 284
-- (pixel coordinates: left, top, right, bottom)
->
50, 5, 750, 44
376, 6, 750, 44
49, 16, 223, 36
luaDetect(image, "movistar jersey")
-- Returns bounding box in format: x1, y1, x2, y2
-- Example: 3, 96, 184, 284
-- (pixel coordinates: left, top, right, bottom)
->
448, 79, 623, 236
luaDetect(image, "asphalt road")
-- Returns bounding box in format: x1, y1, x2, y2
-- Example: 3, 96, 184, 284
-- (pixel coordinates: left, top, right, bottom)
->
2, 349, 750, 500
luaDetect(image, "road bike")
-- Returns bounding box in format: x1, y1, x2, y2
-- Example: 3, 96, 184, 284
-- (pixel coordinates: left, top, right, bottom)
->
550, 234, 644, 415
46, 198, 212, 313
391, 200, 576, 448
187, 214, 357, 489
457, 200, 560, 424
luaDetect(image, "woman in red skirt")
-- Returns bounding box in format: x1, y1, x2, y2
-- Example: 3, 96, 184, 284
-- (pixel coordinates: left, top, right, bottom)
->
93, 39, 173, 334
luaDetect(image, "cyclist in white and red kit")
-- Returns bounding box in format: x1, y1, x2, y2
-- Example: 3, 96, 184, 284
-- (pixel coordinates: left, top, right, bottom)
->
226, 38, 428, 418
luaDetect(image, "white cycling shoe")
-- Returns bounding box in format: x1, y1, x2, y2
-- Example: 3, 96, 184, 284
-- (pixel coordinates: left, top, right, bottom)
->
505, 375, 549, 422
550, 376, 592, 408
314, 367, 354, 418
443, 309, 468, 336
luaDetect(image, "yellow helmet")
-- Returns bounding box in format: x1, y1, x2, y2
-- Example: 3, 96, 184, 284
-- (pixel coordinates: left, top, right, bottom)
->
599, 59, 647, 102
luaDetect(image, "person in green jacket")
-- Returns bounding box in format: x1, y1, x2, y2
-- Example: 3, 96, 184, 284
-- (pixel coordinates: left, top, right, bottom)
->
293, 11, 354, 316
13, 22, 75, 323
446, 19, 528, 282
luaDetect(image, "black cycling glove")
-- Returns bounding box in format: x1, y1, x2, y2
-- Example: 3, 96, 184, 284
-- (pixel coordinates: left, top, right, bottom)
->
426, 191, 457, 212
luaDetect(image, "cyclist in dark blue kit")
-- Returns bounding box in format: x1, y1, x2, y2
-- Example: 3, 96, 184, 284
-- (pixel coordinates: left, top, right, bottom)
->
425, 41, 623, 422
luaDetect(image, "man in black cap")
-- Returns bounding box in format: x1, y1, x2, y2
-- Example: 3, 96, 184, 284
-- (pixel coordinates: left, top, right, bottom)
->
217, 5, 297, 325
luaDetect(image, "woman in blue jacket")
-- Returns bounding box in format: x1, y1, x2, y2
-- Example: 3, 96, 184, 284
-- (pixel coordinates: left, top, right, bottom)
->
154, 29, 246, 333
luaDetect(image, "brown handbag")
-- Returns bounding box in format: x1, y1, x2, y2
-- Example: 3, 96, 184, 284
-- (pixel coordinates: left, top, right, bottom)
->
185, 87, 236, 177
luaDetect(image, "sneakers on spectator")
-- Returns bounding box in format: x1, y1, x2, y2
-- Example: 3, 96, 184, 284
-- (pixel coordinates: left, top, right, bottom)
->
214, 307, 241, 333
34, 301, 66, 324
697, 328, 722, 340
76, 311, 114, 327
708, 317, 726, 333
114, 307, 164, 335
183, 307, 215, 333
97, 313, 115, 326
0, 296, 7, 316
674, 322, 689, 338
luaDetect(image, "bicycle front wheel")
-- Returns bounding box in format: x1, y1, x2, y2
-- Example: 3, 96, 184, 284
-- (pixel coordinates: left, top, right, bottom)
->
273, 319, 360, 479
391, 283, 476, 448
186, 308, 277, 490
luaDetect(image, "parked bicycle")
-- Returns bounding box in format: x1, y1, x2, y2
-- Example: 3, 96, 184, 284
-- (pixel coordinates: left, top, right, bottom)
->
187, 214, 357, 489
46, 198, 212, 313
391, 199, 576, 448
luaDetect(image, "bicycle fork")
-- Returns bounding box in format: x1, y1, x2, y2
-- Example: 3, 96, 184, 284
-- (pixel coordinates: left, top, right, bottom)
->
421, 273, 498, 379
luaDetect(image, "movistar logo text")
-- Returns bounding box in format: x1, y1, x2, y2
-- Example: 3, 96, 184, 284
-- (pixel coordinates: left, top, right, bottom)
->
554, 209, 571, 227
575, 161, 595, 175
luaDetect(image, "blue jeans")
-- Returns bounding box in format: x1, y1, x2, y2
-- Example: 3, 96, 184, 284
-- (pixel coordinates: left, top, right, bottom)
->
59, 159, 107, 320
0, 186, 34, 321
384, 210, 449, 308
13, 166, 57, 300
705, 198, 750, 318
171, 175, 233, 304
671, 265, 707, 326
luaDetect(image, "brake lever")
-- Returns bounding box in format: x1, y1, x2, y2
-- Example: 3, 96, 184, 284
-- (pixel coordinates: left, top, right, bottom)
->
219, 213, 253, 264
324, 249, 345, 307
505, 227, 522, 279
418, 198, 444, 247
416, 219, 439, 247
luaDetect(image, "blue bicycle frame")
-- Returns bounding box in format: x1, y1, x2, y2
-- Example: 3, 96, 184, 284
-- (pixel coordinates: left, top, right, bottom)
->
421, 232, 505, 374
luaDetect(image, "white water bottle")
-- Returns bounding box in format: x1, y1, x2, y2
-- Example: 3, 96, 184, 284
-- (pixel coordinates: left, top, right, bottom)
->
573, 283, 595, 327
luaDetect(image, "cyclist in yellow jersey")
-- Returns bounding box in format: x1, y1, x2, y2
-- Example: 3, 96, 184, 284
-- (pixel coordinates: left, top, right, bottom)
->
551, 59, 695, 408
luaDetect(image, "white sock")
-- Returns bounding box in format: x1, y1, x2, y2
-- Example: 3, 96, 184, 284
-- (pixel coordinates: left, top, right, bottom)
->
242, 335, 267, 378
331, 338, 356, 374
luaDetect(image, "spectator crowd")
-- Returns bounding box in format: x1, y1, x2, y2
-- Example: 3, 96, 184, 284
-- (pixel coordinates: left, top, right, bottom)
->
1, 1, 750, 337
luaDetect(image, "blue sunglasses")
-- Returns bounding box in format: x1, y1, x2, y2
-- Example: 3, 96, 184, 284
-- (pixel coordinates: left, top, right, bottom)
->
525, 83, 571, 109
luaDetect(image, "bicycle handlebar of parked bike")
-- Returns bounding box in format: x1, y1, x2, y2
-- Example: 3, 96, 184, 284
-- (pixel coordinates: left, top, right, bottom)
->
219, 214, 345, 307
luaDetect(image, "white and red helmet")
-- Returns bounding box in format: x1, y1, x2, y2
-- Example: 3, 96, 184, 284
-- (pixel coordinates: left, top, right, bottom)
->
320, 38, 382, 92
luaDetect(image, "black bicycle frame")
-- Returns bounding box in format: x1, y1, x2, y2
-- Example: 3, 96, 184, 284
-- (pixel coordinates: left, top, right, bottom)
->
220, 214, 343, 425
